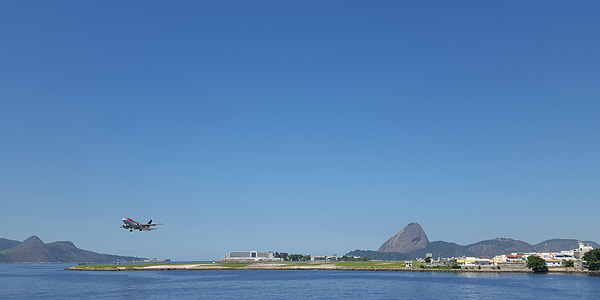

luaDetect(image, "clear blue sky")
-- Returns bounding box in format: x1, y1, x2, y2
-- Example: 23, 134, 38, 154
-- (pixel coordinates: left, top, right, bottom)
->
1, 1, 599, 261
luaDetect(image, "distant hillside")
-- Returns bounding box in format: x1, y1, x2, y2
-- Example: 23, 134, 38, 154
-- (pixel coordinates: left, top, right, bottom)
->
411, 241, 475, 258
533, 239, 599, 252
0, 238, 21, 251
0, 236, 53, 263
0, 236, 144, 263
467, 238, 536, 257
346, 223, 599, 260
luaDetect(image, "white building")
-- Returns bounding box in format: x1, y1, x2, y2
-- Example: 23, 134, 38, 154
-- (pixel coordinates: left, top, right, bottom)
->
460, 242, 594, 268
222, 251, 282, 262
493, 254, 526, 264
574, 241, 594, 259
517, 250, 578, 267
456, 257, 492, 267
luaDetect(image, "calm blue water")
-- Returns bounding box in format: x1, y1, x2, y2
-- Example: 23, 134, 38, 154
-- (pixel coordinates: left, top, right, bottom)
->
1, 264, 600, 299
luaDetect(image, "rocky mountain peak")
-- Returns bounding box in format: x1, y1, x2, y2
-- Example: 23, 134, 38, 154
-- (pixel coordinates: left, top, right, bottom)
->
22, 235, 44, 244
378, 222, 429, 253
0, 236, 146, 263
3, 235, 52, 263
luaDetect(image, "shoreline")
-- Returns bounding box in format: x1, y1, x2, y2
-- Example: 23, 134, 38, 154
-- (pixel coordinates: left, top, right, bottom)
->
66, 263, 599, 274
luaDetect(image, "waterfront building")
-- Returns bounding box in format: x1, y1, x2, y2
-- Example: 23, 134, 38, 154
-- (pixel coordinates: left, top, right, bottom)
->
222, 251, 282, 262
491, 256, 504, 265
454, 242, 592, 268
574, 241, 594, 259
456, 257, 492, 267
518, 251, 576, 266
503, 254, 526, 263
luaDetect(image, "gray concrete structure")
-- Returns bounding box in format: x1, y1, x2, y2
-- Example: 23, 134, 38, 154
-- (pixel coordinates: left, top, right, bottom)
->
222, 251, 282, 262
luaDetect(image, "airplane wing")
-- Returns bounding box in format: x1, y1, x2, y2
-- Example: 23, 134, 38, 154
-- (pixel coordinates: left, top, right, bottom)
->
143, 223, 162, 227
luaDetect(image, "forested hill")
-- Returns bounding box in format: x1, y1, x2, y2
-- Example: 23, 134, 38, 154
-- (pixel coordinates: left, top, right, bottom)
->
0, 238, 21, 252
348, 223, 599, 260
347, 238, 600, 260
0, 236, 144, 263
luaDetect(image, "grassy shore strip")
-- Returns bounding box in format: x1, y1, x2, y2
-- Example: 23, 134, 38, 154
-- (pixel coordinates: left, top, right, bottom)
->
72, 263, 204, 269
70, 261, 415, 270
67, 261, 598, 274
70, 263, 248, 270
68, 261, 511, 272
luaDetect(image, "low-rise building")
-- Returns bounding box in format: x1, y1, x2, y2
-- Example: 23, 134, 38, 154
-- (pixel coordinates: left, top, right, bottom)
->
452, 242, 593, 268
574, 241, 594, 259
520, 251, 577, 266
222, 251, 282, 262
456, 257, 492, 267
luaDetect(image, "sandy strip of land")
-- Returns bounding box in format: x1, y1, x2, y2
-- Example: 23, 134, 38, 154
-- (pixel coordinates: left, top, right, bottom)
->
140, 264, 203, 269
67, 263, 598, 274
239, 263, 338, 270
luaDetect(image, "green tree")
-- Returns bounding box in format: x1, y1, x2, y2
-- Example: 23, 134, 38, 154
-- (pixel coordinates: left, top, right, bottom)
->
287, 254, 310, 261
527, 256, 548, 273
338, 255, 371, 262
587, 261, 600, 271
275, 253, 288, 261
583, 249, 600, 271
563, 260, 574, 268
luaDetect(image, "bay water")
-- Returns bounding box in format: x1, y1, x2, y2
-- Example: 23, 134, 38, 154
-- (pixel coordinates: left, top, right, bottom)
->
1, 264, 599, 299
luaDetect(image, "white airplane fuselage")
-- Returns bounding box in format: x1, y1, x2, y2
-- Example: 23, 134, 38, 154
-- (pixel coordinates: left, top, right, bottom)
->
121, 217, 155, 232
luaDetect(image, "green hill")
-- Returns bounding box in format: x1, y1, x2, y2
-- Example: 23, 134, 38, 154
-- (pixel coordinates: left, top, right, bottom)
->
346, 223, 600, 260
0, 236, 144, 263
0, 238, 20, 251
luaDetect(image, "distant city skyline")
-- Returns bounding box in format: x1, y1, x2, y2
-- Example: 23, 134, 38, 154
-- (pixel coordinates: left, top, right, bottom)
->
1, 1, 599, 261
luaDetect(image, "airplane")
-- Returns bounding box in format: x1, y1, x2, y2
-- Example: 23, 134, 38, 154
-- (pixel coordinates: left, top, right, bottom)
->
121, 217, 162, 232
